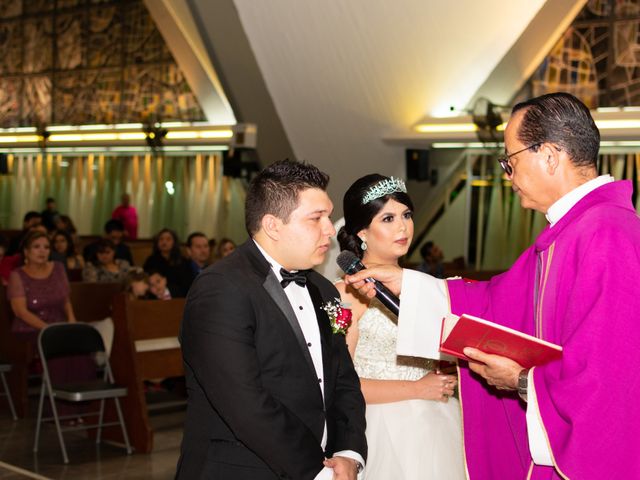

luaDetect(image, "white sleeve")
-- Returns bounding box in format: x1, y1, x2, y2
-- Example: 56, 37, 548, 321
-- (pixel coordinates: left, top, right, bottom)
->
332, 450, 365, 479
526, 368, 554, 466
396, 269, 453, 360
314, 467, 334, 480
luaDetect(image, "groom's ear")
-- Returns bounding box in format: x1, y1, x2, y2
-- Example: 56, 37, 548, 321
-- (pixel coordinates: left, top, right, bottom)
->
261, 214, 283, 241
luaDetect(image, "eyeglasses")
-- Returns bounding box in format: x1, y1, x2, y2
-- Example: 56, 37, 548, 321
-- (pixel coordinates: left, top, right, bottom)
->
497, 142, 542, 176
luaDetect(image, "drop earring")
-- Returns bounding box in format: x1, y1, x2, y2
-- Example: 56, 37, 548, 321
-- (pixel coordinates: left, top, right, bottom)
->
360, 238, 367, 251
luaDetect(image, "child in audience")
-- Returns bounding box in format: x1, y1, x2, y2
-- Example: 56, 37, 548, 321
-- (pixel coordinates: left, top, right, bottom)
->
148, 270, 172, 300
125, 269, 151, 300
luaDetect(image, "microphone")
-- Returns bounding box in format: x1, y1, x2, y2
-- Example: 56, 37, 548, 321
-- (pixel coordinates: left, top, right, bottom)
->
336, 251, 400, 316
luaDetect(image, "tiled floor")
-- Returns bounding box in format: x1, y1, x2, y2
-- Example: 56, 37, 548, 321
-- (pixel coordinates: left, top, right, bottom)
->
0, 404, 184, 479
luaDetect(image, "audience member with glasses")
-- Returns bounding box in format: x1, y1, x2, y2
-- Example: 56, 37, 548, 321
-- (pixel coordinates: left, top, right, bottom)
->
345, 92, 640, 479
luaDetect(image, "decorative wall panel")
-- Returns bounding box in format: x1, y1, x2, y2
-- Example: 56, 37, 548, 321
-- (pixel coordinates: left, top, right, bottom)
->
0, 0, 205, 127
526, 0, 640, 107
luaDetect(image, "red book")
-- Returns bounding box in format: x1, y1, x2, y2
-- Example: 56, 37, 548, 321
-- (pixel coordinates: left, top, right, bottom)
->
439, 314, 563, 369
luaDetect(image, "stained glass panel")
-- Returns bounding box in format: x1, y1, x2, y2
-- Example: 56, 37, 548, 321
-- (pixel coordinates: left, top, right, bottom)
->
0, 0, 205, 127
0, 22, 23, 74
0, 79, 22, 126
526, 0, 640, 107
123, 1, 172, 65
0, 0, 22, 19
23, 75, 51, 125
23, 0, 53, 14
87, 5, 120, 68
56, 13, 84, 70
24, 17, 53, 74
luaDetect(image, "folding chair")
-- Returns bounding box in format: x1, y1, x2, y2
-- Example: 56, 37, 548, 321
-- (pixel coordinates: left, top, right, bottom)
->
33, 323, 132, 463
0, 363, 17, 420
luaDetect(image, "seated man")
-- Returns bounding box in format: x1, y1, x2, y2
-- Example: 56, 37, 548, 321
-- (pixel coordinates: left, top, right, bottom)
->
415, 241, 444, 278
84, 219, 134, 265
185, 232, 211, 291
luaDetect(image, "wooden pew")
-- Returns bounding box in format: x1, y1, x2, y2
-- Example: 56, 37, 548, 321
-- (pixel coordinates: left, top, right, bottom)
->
70, 282, 122, 323
0, 229, 22, 243
0, 282, 122, 417
107, 294, 185, 453
0, 285, 33, 417
128, 240, 154, 267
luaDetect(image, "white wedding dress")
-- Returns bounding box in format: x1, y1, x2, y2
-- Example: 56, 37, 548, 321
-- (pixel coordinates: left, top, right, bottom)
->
353, 299, 465, 480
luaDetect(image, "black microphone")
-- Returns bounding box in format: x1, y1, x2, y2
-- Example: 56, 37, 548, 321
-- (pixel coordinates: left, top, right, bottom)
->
336, 251, 400, 316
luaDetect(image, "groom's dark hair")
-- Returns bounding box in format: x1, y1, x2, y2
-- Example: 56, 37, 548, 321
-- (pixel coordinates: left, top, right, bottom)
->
245, 159, 329, 235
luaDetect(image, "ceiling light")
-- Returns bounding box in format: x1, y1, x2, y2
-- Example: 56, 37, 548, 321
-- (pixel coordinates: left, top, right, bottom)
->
415, 123, 478, 133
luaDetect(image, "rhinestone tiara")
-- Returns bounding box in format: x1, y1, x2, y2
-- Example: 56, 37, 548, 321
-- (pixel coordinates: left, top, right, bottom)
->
361, 177, 407, 204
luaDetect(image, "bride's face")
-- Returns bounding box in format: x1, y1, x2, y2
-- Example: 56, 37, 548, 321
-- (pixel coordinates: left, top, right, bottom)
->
359, 198, 413, 263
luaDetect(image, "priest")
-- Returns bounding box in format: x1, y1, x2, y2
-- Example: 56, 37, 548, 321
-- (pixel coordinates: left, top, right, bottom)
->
346, 92, 640, 479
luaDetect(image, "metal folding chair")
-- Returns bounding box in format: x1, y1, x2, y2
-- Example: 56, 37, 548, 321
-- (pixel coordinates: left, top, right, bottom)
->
0, 363, 17, 420
33, 323, 132, 463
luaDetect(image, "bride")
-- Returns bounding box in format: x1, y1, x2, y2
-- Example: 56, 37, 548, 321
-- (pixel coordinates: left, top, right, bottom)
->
335, 174, 465, 479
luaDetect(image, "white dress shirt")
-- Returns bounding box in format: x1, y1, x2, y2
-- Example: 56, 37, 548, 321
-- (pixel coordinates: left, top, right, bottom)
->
253, 241, 365, 479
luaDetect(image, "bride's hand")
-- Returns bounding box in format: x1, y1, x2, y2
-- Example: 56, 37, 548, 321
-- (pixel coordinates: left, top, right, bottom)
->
413, 372, 457, 402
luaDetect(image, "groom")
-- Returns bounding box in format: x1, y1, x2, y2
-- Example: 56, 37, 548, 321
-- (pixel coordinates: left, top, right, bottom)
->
177, 160, 367, 479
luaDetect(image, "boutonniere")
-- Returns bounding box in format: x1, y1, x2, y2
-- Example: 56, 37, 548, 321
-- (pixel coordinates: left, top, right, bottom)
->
321, 298, 353, 335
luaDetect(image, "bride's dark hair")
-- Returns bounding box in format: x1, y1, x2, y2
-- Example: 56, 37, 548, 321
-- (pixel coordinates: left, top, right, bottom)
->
338, 174, 414, 259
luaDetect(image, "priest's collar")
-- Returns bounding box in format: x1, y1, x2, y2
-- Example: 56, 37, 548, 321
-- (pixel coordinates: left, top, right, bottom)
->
545, 175, 614, 227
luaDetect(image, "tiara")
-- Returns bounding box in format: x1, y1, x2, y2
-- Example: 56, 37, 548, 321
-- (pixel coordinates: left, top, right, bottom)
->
362, 177, 407, 204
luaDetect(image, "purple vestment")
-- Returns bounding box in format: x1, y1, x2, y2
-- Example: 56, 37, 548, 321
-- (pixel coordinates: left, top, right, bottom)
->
447, 181, 640, 479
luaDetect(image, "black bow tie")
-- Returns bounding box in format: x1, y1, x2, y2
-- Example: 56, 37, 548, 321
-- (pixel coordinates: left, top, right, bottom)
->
280, 268, 308, 288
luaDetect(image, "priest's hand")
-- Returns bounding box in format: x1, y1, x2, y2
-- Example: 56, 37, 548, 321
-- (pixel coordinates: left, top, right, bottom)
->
463, 347, 522, 390
344, 264, 403, 298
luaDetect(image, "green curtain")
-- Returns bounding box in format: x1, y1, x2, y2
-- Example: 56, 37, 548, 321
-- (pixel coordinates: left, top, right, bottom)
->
481, 161, 508, 270
0, 152, 247, 244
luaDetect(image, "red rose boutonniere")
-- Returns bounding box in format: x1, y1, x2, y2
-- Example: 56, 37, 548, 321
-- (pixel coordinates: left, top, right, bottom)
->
321, 298, 353, 335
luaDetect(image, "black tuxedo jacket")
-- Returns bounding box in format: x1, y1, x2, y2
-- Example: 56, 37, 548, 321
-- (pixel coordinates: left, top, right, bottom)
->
176, 240, 366, 479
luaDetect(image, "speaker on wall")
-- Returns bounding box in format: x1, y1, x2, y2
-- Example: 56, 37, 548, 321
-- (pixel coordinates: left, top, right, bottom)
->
223, 148, 259, 180
406, 149, 430, 181
0, 153, 8, 175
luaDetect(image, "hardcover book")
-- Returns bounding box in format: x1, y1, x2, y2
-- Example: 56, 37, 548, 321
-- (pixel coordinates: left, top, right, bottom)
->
439, 313, 563, 368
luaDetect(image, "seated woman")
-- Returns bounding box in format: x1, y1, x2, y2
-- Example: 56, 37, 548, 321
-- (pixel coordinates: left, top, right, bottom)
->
52, 229, 85, 272
215, 237, 236, 260
1, 225, 47, 286
143, 228, 191, 297
54, 214, 80, 247
7, 231, 94, 415
82, 239, 130, 283
7, 230, 76, 334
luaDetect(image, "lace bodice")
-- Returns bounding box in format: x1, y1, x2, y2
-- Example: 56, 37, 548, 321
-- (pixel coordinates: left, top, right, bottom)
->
353, 299, 434, 381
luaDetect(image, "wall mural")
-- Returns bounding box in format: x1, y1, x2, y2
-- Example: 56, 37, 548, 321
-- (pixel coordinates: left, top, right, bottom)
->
526, 0, 640, 107
0, 0, 206, 127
